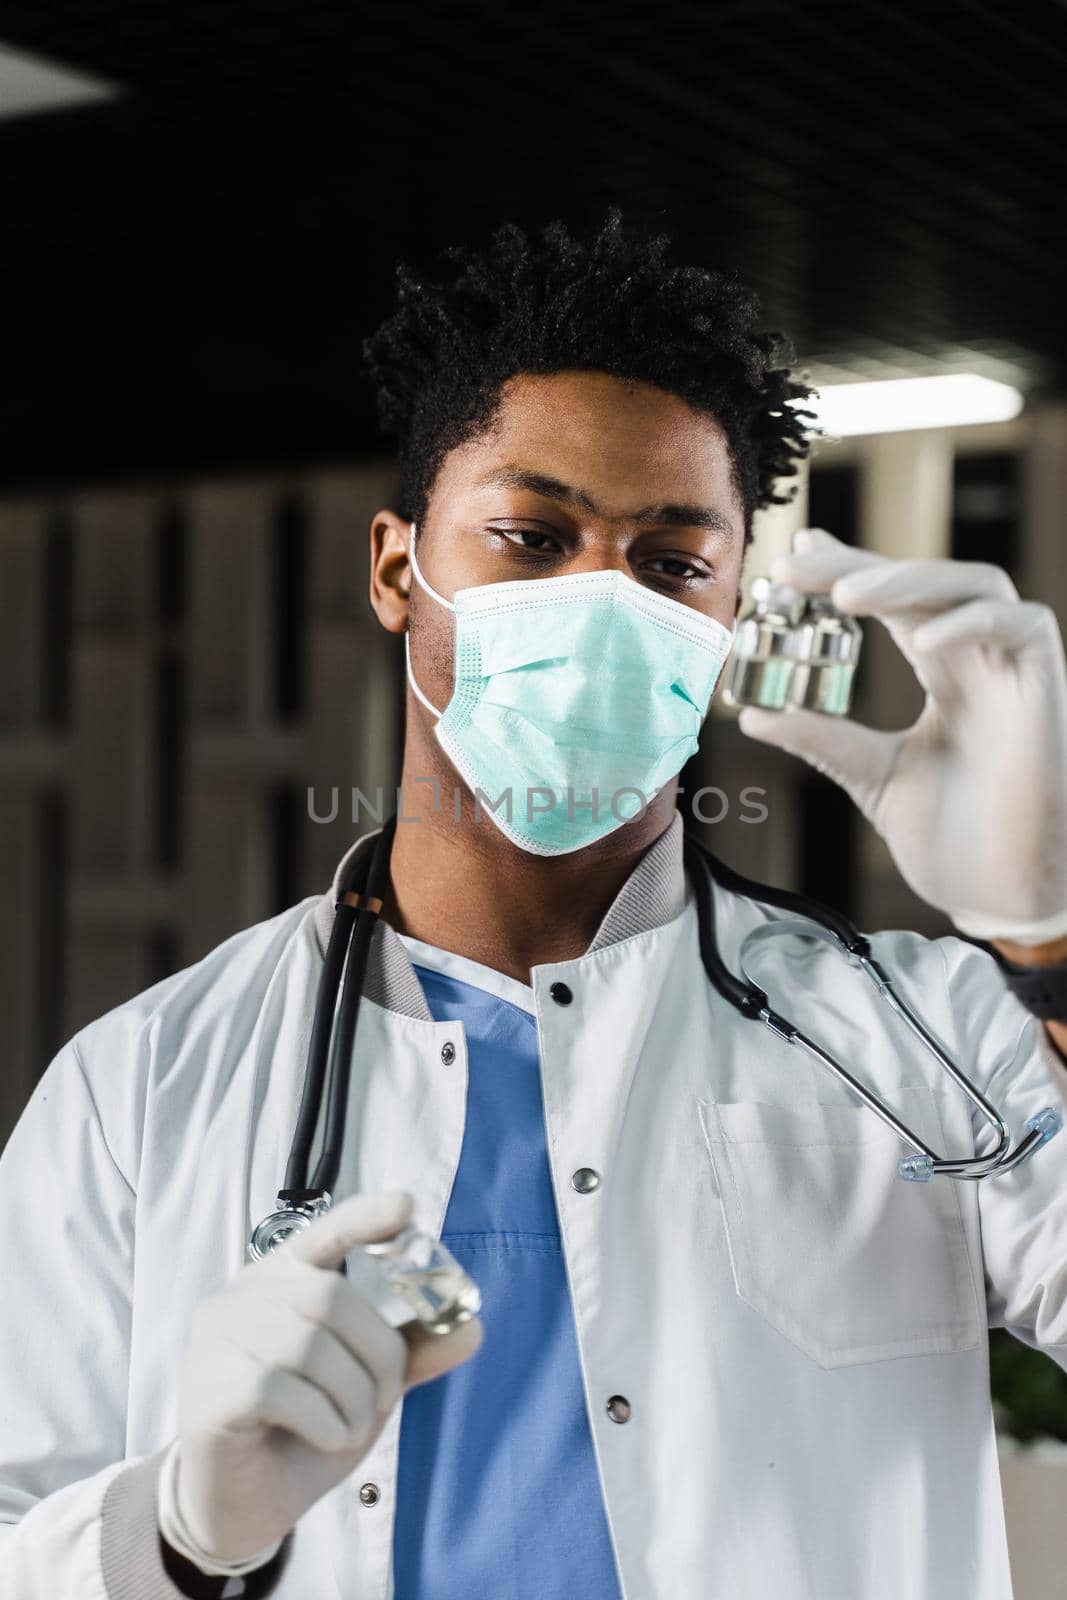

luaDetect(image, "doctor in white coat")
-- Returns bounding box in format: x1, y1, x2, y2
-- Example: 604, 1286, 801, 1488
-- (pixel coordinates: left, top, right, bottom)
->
4, 212, 1067, 1600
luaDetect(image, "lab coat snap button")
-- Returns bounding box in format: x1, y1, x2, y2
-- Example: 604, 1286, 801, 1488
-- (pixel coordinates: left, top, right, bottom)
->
440, 1041, 456, 1065
550, 982, 573, 1006
360, 1482, 380, 1506
606, 1395, 631, 1424
571, 1167, 600, 1193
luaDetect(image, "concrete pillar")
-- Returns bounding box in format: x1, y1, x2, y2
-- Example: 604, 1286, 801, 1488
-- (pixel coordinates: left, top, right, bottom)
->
853, 430, 954, 932
1019, 403, 1067, 630
67, 495, 161, 1033
183, 483, 277, 956
304, 467, 402, 897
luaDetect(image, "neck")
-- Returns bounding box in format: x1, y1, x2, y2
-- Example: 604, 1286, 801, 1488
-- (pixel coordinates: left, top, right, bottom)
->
381, 729, 678, 984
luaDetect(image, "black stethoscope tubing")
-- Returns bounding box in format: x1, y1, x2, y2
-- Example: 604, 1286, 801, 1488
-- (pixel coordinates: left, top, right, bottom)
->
284, 815, 398, 1200
262, 813, 1056, 1230
681, 828, 871, 1017
283, 815, 865, 1200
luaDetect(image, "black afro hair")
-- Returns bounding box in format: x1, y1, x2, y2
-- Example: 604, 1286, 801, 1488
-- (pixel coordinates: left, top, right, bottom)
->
362, 208, 818, 547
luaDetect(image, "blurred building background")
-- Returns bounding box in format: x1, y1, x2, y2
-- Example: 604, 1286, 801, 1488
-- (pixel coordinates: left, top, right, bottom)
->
6, 418, 1066, 1134
2, 4, 1067, 1584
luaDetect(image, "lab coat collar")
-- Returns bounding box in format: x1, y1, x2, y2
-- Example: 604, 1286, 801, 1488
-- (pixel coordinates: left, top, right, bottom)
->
313, 810, 687, 1020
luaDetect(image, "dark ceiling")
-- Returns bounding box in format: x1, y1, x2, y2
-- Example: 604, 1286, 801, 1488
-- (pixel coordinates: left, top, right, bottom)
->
2, 0, 1066, 491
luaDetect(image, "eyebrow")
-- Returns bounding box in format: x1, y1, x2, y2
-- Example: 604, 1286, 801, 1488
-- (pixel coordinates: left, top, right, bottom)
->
472, 465, 737, 541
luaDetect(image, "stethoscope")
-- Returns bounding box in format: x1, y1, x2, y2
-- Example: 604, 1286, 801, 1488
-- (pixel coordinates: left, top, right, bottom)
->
250, 814, 1062, 1260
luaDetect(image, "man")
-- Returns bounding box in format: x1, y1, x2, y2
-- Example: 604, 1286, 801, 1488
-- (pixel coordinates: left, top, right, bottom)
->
3, 210, 1067, 1600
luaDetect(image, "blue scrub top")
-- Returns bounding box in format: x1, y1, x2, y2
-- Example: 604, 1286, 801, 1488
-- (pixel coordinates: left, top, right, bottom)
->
390, 947, 623, 1600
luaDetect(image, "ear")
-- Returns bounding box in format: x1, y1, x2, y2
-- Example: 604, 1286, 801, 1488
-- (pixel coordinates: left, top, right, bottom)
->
370, 511, 414, 635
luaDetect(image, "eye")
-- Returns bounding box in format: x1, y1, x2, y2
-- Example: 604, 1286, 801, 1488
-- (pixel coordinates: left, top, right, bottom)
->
642, 554, 709, 585
492, 525, 564, 554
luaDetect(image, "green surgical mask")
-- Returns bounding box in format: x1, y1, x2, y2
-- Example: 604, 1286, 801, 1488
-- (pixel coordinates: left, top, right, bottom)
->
405, 522, 736, 854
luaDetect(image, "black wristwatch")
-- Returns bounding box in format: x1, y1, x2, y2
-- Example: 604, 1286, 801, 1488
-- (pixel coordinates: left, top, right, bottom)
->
160, 1532, 293, 1598
984, 944, 1067, 1022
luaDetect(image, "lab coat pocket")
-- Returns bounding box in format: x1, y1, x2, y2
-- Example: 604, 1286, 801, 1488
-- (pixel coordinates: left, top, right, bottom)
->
696, 1090, 982, 1369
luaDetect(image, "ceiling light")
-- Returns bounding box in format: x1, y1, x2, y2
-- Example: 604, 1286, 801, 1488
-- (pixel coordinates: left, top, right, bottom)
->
0, 42, 117, 121
802, 374, 1024, 438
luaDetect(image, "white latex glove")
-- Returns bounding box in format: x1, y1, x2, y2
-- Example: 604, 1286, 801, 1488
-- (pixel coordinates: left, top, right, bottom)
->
163, 1189, 483, 1571
738, 527, 1067, 946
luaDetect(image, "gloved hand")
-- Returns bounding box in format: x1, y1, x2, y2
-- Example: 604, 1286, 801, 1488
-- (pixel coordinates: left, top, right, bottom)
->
164, 1189, 483, 1570
738, 527, 1067, 946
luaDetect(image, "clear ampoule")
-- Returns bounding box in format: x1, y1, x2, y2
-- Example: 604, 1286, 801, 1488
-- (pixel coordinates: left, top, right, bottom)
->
787, 595, 863, 716
722, 578, 802, 711
363, 1225, 482, 1336
250, 1199, 481, 1338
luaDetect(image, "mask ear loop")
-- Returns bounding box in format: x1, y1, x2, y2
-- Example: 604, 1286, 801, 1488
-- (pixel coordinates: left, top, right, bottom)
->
405, 520, 450, 719
407, 521, 455, 612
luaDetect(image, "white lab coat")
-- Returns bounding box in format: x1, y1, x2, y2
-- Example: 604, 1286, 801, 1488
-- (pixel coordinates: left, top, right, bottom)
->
2, 819, 1067, 1600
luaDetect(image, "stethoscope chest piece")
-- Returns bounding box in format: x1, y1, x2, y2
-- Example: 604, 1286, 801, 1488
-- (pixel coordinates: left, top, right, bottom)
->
249, 1190, 333, 1262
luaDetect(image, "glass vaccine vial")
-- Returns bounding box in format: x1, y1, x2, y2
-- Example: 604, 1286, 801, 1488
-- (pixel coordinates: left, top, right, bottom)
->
722, 578, 803, 711
363, 1225, 482, 1336
250, 1200, 481, 1337
787, 595, 863, 717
